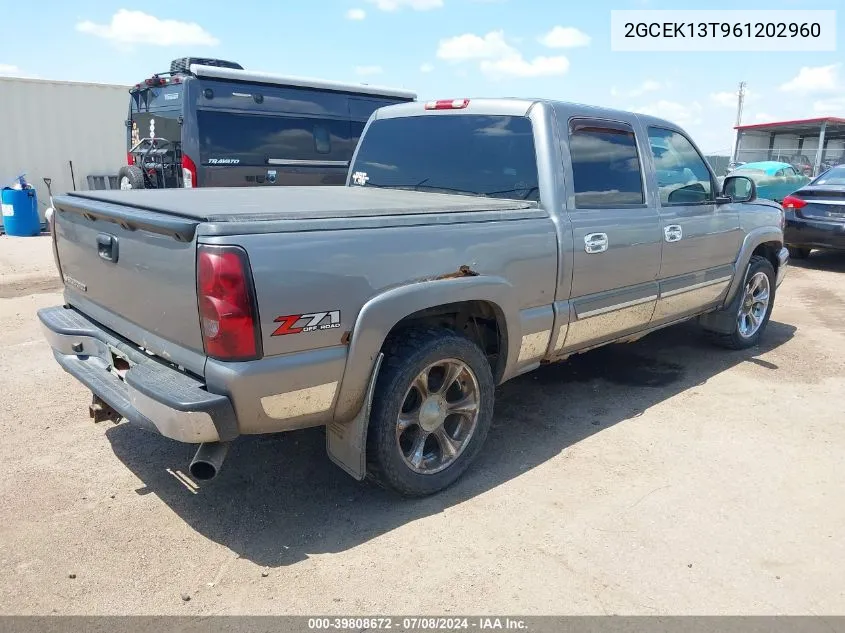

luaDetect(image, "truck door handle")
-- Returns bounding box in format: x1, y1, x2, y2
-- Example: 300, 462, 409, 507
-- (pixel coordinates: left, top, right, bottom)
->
664, 225, 683, 243
96, 233, 119, 263
584, 232, 608, 254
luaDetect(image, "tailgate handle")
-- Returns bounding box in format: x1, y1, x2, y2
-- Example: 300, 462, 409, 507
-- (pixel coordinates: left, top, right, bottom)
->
96, 234, 119, 263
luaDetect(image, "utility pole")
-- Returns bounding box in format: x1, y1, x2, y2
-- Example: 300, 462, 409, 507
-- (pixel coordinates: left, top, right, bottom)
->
735, 81, 746, 128
730, 81, 747, 167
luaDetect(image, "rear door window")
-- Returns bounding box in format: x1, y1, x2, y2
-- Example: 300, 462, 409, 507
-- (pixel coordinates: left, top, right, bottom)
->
568, 120, 645, 208
350, 114, 539, 200
196, 111, 351, 166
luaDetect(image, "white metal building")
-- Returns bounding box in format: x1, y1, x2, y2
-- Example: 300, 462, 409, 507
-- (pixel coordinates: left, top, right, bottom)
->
0, 76, 129, 221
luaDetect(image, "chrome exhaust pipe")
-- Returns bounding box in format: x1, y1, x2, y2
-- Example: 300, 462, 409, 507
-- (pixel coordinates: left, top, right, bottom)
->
189, 442, 230, 481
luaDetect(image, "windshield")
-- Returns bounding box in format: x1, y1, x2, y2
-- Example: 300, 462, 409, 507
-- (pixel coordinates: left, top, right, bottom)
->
812, 165, 845, 186
349, 114, 539, 201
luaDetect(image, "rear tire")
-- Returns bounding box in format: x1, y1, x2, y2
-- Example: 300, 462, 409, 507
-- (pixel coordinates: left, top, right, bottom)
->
709, 255, 776, 350
118, 165, 145, 190
787, 246, 811, 259
366, 327, 495, 497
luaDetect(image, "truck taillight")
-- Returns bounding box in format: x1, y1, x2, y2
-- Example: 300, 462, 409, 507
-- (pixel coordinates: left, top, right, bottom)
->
424, 99, 470, 110
127, 152, 135, 166
182, 154, 197, 188
197, 245, 261, 361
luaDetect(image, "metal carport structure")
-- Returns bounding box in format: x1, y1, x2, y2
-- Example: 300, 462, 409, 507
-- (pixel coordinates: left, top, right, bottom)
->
733, 117, 845, 177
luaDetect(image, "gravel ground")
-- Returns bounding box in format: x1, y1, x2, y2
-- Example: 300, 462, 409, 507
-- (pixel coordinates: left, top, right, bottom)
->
0, 235, 843, 615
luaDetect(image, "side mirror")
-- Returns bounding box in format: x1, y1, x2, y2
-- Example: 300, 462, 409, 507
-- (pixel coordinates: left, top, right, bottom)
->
720, 175, 757, 203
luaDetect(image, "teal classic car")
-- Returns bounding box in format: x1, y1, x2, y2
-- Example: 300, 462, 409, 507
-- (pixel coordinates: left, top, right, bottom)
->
726, 161, 810, 203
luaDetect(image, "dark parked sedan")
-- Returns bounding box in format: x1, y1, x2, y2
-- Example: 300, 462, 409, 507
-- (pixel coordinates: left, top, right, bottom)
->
783, 165, 845, 259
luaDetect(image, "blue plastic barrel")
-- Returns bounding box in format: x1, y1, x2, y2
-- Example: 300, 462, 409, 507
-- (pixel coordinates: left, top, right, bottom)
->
1, 188, 41, 236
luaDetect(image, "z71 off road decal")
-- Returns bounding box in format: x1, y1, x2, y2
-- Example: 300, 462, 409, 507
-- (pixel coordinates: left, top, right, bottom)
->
272, 311, 341, 336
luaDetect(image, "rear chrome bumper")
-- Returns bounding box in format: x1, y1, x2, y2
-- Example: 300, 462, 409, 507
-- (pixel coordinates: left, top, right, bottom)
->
776, 246, 789, 288
38, 306, 237, 443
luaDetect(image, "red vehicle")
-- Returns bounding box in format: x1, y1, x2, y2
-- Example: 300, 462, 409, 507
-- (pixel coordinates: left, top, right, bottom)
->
788, 154, 814, 177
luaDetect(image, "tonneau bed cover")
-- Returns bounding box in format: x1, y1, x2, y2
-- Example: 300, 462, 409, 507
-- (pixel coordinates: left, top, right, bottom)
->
65, 187, 537, 223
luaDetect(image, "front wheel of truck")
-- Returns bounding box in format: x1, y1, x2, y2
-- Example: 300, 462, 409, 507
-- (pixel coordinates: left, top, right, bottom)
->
709, 255, 776, 350
366, 327, 495, 497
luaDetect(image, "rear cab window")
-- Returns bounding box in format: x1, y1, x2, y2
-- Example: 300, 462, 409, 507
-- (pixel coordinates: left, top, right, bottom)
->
349, 114, 539, 201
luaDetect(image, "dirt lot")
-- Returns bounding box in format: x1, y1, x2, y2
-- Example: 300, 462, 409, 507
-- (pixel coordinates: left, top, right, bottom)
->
1, 234, 843, 615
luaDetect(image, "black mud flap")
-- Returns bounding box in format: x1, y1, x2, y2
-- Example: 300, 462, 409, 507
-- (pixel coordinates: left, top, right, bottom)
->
326, 353, 383, 480
699, 266, 748, 335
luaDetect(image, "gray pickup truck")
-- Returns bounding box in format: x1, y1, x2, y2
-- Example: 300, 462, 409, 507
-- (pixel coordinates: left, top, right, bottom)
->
39, 97, 788, 496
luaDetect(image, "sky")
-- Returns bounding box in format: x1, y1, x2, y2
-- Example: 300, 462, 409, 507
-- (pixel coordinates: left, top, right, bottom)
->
1, 0, 843, 154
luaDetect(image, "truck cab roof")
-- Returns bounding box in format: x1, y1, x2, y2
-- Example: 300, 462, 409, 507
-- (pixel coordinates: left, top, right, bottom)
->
372, 97, 681, 132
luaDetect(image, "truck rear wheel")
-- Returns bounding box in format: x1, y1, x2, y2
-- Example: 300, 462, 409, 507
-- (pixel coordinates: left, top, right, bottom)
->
366, 327, 495, 497
118, 165, 145, 190
709, 255, 776, 350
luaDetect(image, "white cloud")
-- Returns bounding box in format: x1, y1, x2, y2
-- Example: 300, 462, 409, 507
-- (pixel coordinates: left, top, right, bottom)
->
76, 9, 218, 47
710, 91, 737, 108
355, 65, 384, 76
0, 64, 30, 77
710, 87, 758, 110
437, 30, 514, 62
437, 30, 568, 80
754, 112, 778, 123
346, 8, 366, 19
420, 63, 434, 73
813, 95, 845, 115
538, 26, 591, 49
368, 0, 442, 10
635, 100, 703, 127
780, 64, 840, 93
481, 55, 569, 80
610, 80, 661, 99
629, 79, 661, 97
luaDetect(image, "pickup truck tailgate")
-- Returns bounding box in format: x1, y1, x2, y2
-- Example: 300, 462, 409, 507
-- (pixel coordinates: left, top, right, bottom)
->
53, 194, 205, 370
